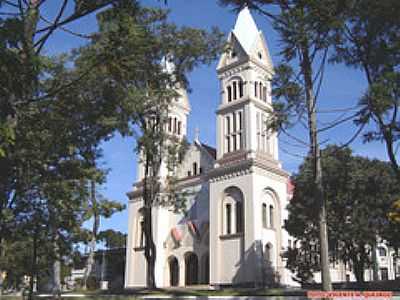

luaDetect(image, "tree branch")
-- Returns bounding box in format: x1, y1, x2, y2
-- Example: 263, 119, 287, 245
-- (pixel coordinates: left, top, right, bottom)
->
34, 0, 68, 54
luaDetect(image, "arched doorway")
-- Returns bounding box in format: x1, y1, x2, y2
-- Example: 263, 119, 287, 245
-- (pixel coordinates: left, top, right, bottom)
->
185, 252, 198, 285
168, 256, 179, 287
201, 253, 209, 284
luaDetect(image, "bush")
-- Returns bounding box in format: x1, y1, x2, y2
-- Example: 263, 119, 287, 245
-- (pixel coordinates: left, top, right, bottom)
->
86, 276, 99, 291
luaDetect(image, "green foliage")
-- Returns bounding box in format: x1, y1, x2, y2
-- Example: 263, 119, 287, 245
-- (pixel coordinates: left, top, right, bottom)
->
85, 276, 99, 291
162, 136, 191, 213
98, 229, 127, 249
284, 246, 320, 284
330, 0, 400, 180
0, 0, 223, 293
286, 145, 400, 282
268, 64, 305, 131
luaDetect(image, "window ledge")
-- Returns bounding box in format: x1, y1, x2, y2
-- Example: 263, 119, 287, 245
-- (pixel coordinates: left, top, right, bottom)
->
219, 233, 244, 240
262, 227, 276, 231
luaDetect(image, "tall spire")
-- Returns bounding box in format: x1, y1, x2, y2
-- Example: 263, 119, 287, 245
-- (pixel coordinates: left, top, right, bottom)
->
232, 6, 260, 54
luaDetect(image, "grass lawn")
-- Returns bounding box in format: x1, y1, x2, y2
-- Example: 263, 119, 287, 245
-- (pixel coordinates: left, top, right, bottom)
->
32, 287, 307, 299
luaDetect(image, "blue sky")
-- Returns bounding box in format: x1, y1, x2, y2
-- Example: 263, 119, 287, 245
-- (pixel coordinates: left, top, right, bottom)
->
41, 0, 388, 234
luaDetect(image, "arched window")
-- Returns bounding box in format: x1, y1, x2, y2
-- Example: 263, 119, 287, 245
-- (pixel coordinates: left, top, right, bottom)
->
262, 203, 267, 228
233, 81, 237, 100
193, 162, 198, 176
177, 121, 182, 135
237, 111, 243, 149
136, 209, 145, 248
269, 205, 274, 228
223, 187, 244, 235
232, 114, 237, 151
227, 86, 232, 102
378, 247, 387, 257
255, 82, 258, 98
225, 203, 232, 234
168, 117, 172, 132
173, 117, 177, 134
225, 111, 243, 154
139, 219, 145, 247
236, 201, 243, 233
225, 116, 231, 153
265, 243, 273, 264
263, 86, 267, 102
239, 80, 244, 98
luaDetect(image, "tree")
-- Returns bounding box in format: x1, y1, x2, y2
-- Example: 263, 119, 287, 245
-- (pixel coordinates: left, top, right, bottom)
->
70, 1, 223, 288
98, 230, 127, 249
81, 180, 125, 290
0, 1, 124, 296
286, 145, 400, 283
0, 0, 222, 292
332, 0, 400, 182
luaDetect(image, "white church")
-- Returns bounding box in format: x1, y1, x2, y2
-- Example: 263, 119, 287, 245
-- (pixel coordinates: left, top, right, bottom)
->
124, 7, 399, 288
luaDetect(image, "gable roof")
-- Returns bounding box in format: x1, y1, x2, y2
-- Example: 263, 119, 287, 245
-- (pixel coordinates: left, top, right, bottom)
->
201, 143, 216, 160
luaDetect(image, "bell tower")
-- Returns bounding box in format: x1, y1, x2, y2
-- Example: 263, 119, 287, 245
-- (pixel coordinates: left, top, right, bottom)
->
209, 7, 292, 287
136, 57, 191, 181
216, 6, 278, 162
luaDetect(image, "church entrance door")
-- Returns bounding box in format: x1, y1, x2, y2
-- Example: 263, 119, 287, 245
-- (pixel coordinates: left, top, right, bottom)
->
185, 252, 198, 285
169, 256, 179, 287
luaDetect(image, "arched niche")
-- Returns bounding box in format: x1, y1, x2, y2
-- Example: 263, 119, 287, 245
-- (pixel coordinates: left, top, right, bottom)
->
221, 186, 245, 235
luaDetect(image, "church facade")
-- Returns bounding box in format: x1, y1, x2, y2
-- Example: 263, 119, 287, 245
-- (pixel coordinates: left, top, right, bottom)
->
125, 7, 297, 288
124, 7, 400, 288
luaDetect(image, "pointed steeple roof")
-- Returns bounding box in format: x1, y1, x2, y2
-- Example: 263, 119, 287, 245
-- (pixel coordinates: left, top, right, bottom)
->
232, 6, 260, 54
160, 56, 191, 112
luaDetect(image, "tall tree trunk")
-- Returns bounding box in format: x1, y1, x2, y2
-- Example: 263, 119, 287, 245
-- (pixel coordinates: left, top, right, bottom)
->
28, 230, 38, 300
52, 237, 61, 298
143, 156, 157, 289
83, 180, 99, 290
0, 238, 4, 296
354, 261, 365, 284
371, 239, 379, 281
352, 245, 367, 284
144, 206, 156, 289
301, 43, 332, 291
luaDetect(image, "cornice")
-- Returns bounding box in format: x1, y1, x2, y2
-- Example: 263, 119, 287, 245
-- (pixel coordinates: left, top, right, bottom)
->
127, 175, 208, 202
216, 97, 272, 115
252, 159, 290, 181
128, 155, 289, 201
208, 159, 253, 183
249, 58, 274, 77
217, 59, 251, 77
